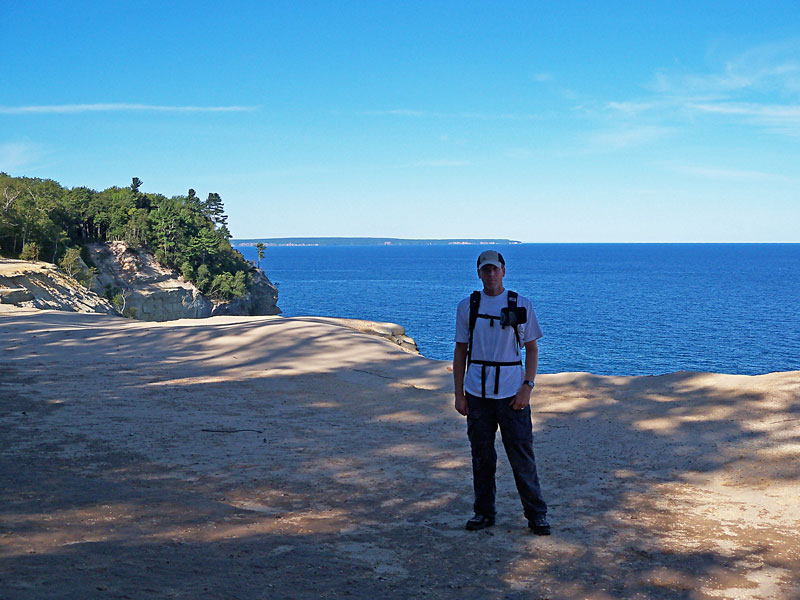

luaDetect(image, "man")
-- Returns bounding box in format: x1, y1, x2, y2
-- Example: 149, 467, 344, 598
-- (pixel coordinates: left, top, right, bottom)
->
453, 250, 550, 535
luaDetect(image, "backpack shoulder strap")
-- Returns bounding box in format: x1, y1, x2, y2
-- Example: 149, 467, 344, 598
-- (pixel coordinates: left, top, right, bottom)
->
506, 290, 522, 348
507, 290, 518, 307
467, 291, 481, 363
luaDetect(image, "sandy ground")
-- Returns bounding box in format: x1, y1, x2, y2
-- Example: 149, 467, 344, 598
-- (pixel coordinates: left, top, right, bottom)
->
1, 305, 799, 600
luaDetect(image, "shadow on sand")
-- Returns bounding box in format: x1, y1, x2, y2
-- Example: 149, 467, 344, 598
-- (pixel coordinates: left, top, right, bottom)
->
1, 309, 798, 599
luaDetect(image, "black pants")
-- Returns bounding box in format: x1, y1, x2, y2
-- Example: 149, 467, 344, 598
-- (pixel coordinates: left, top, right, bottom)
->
466, 392, 548, 520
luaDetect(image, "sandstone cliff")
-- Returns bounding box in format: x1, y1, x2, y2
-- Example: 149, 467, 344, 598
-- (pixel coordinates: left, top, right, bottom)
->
0, 259, 115, 314
307, 317, 420, 354
85, 242, 280, 321
1, 249, 419, 354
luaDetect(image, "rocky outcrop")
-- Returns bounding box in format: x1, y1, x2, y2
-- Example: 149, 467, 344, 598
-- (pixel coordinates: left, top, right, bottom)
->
209, 269, 280, 318
85, 242, 280, 322
86, 242, 213, 320
0, 259, 115, 314
0, 256, 417, 354
308, 317, 420, 354
0, 287, 34, 304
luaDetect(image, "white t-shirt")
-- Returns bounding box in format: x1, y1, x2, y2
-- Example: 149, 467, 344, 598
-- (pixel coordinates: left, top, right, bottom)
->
455, 289, 543, 399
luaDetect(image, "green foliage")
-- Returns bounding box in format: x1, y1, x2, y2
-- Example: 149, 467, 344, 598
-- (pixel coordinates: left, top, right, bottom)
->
208, 269, 248, 301
195, 263, 211, 292
180, 260, 194, 280
77, 266, 98, 290
0, 173, 254, 302
111, 286, 134, 316
58, 247, 83, 278
255, 242, 266, 269
20, 241, 40, 260
103, 284, 119, 302
111, 293, 125, 310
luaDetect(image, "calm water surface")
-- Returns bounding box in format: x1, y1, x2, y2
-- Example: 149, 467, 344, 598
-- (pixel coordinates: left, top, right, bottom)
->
235, 243, 800, 376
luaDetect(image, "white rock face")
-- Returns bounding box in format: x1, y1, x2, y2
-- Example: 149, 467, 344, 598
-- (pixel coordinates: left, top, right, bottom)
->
209, 268, 280, 317
0, 256, 416, 353
0, 287, 34, 304
86, 242, 213, 320
0, 259, 114, 314
86, 242, 280, 321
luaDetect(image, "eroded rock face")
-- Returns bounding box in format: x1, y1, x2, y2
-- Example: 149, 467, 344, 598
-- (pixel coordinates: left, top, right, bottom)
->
86, 242, 280, 322
307, 317, 420, 354
85, 242, 212, 320
0, 259, 115, 314
210, 269, 280, 317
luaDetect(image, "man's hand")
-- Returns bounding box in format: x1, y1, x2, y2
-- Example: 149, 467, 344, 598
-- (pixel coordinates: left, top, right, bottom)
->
509, 384, 532, 411
454, 392, 469, 416
453, 342, 469, 416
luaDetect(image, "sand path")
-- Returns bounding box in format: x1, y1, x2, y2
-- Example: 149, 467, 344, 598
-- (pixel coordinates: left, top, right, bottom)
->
1, 305, 798, 599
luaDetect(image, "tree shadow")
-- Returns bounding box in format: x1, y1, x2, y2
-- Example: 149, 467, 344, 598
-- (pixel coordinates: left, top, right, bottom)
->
1, 310, 798, 599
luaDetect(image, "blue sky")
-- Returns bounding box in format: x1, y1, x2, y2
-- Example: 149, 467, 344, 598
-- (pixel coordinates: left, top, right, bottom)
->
2, 1, 799, 242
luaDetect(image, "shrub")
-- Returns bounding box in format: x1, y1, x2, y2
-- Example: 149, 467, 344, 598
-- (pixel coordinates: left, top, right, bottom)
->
76, 266, 98, 290
20, 242, 40, 261
180, 261, 194, 280
58, 247, 83, 278
195, 264, 211, 292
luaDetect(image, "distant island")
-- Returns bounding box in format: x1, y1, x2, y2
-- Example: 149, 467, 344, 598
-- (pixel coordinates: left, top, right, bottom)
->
233, 237, 522, 247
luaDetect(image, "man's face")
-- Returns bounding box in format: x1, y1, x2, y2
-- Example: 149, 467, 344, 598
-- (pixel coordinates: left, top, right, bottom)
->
478, 263, 505, 290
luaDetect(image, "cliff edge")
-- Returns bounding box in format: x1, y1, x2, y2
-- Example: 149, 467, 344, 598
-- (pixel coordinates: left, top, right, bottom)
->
85, 242, 280, 321
1, 242, 280, 321
0, 258, 115, 314
1, 248, 419, 353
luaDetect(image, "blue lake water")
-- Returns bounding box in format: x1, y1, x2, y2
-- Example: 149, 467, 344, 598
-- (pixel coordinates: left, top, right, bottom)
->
234, 243, 800, 376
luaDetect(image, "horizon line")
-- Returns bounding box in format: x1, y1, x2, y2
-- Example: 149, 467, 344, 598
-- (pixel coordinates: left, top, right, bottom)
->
231, 238, 800, 244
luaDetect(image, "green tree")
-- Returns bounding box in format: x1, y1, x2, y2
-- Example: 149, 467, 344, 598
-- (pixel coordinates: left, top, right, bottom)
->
232, 269, 247, 297
13, 178, 63, 260
0, 174, 24, 255
185, 188, 202, 211
151, 199, 180, 265
77, 266, 98, 290
203, 192, 228, 229
255, 242, 266, 269
189, 226, 219, 265
20, 241, 40, 260
58, 247, 83, 278
130, 177, 150, 210
180, 260, 194, 280
0, 174, 257, 303
195, 263, 211, 292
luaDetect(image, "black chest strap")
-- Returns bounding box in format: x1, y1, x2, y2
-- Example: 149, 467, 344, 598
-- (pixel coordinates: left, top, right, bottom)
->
469, 359, 523, 396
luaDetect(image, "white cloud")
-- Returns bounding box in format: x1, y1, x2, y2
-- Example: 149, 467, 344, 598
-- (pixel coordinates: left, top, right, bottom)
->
690, 101, 800, 118
411, 159, 471, 167
606, 101, 666, 115
688, 102, 800, 135
650, 40, 800, 98
0, 142, 47, 171
606, 40, 800, 136
588, 126, 673, 149
0, 103, 258, 114
666, 163, 790, 183
365, 109, 430, 117
365, 109, 538, 120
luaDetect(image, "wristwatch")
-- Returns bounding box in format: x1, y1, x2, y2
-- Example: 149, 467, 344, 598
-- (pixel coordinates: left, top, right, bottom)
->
523, 379, 535, 389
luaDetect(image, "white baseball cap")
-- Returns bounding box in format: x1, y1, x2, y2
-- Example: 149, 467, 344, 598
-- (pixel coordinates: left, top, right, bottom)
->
477, 250, 505, 270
